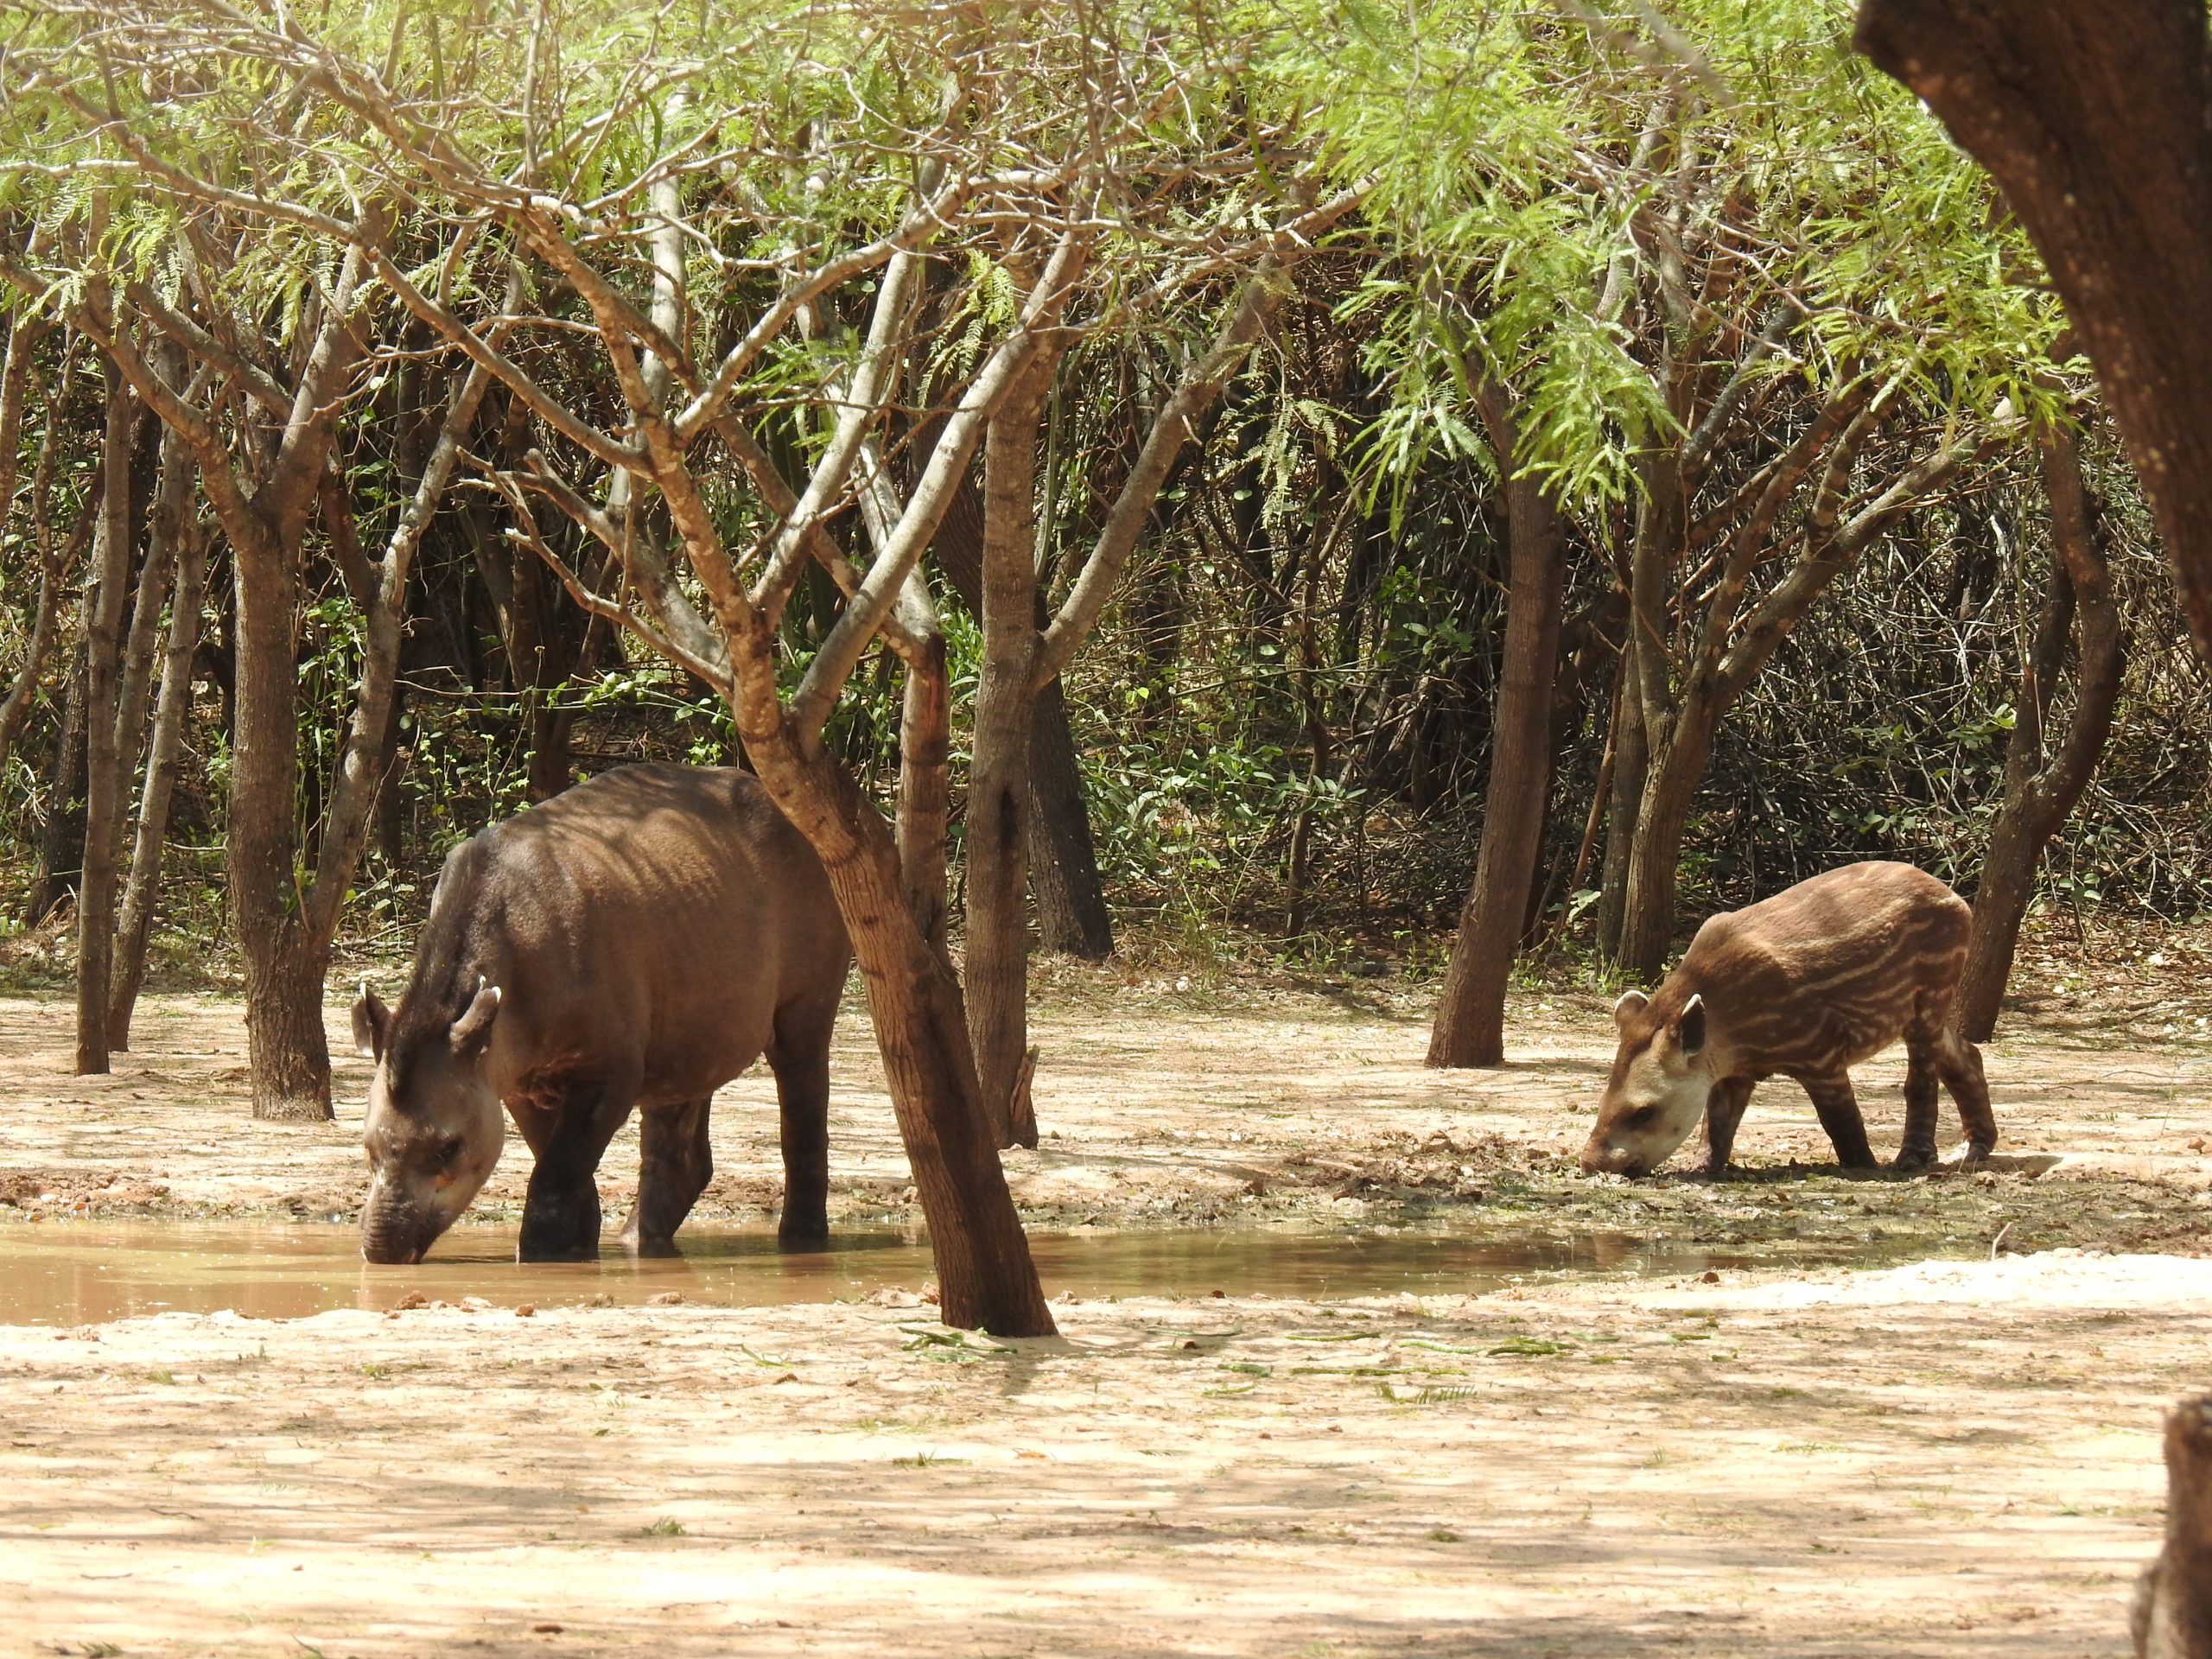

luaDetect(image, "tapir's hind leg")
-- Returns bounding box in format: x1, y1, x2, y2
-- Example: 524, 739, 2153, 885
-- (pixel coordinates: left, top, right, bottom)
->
1894, 1039, 1942, 1173
1798, 1072, 1878, 1170
1934, 1026, 1996, 1166
767, 995, 836, 1249
621, 1097, 714, 1256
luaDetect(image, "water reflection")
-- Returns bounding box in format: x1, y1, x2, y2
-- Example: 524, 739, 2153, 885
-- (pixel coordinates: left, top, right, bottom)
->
0, 1218, 1934, 1325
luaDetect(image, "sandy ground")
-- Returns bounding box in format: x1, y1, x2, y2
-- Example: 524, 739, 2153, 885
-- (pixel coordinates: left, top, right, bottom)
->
3, 963, 2212, 1255
2, 970, 2211, 1654
1, 1255, 2203, 1656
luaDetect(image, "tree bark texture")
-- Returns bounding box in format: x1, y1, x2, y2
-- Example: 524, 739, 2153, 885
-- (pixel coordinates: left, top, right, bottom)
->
23, 641, 87, 927
1024, 675, 1114, 957
1855, 0, 2212, 660
898, 627, 954, 958
930, 467, 1116, 959
726, 674, 1055, 1336
1428, 391, 1567, 1066
1595, 643, 1647, 961
2133, 1395, 2212, 1659
967, 359, 1052, 1147
110, 444, 207, 1047
216, 279, 375, 1120
1955, 418, 2122, 1040
75, 363, 137, 1076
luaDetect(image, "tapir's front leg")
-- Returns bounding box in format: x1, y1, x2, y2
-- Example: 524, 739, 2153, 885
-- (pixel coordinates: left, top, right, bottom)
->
518, 1082, 636, 1262
1699, 1077, 1755, 1176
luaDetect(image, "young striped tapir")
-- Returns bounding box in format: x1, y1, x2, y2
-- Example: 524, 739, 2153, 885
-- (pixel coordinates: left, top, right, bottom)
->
1580, 861, 1997, 1178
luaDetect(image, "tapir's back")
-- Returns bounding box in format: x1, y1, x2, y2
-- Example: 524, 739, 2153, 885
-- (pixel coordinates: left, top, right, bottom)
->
1676, 861, 1970, 1077
428, 764, 849, 1104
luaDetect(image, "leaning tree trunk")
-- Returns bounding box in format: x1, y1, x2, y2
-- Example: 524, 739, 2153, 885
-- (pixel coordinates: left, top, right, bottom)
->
2134, 1395, 2212, 1659
75, 365, 137, 1077
1429, 398, 1567, 1067
110, 467, 207, 1046
1955, 417, 2123, 1040
1855, 0, 2212, 663
723, 645, 1054, 1336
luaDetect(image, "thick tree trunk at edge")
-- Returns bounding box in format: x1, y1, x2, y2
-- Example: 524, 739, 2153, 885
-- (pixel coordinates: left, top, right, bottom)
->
1855, 0, 2212, 661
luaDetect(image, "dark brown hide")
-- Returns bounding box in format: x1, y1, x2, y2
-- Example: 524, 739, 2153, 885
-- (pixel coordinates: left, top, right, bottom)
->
1582, 861, 1995, 1177
357, 764, 850, 1263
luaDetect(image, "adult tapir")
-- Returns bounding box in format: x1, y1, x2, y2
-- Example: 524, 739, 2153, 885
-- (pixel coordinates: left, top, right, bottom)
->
352, 763, 851, 1264
1580, 861, 1997, 1179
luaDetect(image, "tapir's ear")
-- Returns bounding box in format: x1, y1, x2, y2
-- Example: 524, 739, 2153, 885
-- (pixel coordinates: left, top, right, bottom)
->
351, 982, 391, 1061
449, 978, 502, 1057
1676, 994, 1707, 1058
1611, 989, 1649, 1032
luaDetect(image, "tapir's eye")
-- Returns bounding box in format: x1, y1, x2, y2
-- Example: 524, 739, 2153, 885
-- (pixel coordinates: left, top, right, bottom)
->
435, 1136, 465, 1169
1628, 1106, 1661, 1126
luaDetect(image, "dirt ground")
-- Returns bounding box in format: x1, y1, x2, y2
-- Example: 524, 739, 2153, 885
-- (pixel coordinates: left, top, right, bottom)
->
3, 957, 2212, 1656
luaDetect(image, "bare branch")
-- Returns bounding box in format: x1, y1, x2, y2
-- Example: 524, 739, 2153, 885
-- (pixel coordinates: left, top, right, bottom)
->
1033, 259, 1286, 690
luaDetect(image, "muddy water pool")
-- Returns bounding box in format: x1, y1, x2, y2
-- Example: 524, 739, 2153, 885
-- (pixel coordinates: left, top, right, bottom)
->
0, 1217, 1959, 1325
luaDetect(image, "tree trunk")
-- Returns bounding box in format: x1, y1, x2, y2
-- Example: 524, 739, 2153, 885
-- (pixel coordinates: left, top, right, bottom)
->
1855, 0, 2212, 662
1429, 397, 1567, 1066
725, 654, 1054, 1335
1595, 638, 1647, 961
898, 628, 953, 957
110, 482, 207, 1047
1614, 716, 1713, 985
1025, 675, 1114, 958
1955, 417, 2123, 1040
23, 640, 88, 928
966, 360, 1051, 1147
372, 683, 408, 869
2134, 1395, 2212, 1659
931, 470, 1115, 960
824, 820, 1054, 1335
232, 500, 332, 1120
75, 365, 137, 1077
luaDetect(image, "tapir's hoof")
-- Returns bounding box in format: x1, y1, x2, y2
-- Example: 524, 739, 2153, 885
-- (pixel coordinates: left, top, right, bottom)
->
620, 1230, 683, 1259
518, 1216, 601, 1263
1891, 1145, 1937, 1174
517, 1239, 599, 1263
1942, 1141, 1994, 1171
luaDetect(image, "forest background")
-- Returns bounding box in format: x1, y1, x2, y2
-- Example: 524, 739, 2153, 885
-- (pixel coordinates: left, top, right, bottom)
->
0, 0, 2204, 1106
